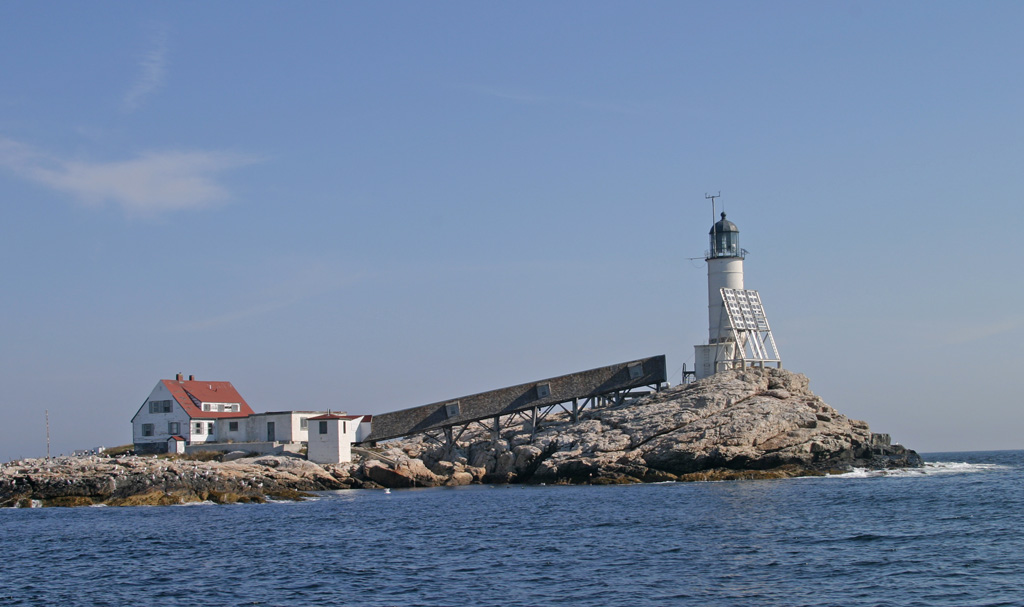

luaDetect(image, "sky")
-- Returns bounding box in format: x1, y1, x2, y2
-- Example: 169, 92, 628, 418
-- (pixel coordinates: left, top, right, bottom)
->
1, 2, 1022, 461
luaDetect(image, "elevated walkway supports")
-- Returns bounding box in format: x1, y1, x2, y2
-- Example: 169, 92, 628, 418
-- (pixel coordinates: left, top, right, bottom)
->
365, 356, 668, 457
365, 355, 666, 445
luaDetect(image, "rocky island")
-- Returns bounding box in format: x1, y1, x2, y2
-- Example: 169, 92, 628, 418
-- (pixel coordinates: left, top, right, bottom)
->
1, 368, 920, 507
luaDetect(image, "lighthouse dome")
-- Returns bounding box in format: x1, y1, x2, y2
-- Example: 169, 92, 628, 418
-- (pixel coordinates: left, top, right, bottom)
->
708, 212, 743, 259
709, 212, 738, 235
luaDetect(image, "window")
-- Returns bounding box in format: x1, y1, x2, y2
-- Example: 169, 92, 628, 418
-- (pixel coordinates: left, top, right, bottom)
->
228, 421, 239, 432
149, 400, 172, 413
168, 422, 180, 435
300, 417, 308, 430
142, 423, 154, 436
193, 422, 204, 435
207, 422, 215, 435
203, 403, 211, 412
318, 421, 328, 435
536, 383, 551, 398
628, 362, 644, 379
444, 402, 460, 418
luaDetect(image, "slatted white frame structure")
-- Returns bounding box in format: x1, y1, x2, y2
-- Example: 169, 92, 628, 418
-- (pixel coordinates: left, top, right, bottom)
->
721, 288, 782, 368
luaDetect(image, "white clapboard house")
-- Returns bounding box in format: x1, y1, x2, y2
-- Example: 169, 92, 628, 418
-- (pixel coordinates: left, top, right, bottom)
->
131, 374, 370, 463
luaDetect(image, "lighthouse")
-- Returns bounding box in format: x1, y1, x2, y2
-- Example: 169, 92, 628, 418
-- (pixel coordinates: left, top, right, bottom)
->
693, 209, 781, 379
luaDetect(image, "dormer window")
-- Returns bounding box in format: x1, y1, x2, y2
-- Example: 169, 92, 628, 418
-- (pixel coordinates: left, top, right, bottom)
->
628, 362, 643, 379
445, 402, 461, 418
536, 383, 551, 398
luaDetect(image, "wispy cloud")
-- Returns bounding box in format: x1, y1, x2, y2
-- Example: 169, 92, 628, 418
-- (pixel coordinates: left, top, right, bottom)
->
123, 30, 169, 112
0, 137, 260, 213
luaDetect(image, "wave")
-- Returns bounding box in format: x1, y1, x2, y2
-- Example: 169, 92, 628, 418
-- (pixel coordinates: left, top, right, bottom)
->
827, 461, 1006, 479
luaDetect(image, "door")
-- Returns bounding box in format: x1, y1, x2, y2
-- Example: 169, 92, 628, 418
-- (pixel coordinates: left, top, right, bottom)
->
267, 421, 275, 442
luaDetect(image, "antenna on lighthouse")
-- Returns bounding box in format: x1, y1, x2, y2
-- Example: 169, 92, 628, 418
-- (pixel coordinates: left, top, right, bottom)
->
705, 191, 721, 223
688, 192, 723, 261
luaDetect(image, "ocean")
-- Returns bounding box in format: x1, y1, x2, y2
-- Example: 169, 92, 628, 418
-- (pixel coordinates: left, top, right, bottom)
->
0, 451, 1020, 607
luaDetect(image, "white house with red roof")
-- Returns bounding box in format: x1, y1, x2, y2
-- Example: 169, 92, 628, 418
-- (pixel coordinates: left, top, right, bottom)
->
131, 374, 370, 461
131, 374, 256, 454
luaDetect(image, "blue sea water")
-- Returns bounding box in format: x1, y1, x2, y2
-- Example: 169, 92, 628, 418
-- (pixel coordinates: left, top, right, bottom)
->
0, 451, 1021, 607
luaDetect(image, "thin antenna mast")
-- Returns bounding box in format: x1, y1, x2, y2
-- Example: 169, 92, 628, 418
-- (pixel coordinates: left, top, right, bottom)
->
705, 192, 721, 256
45, 409, 50, 459
705, 192, 720, 222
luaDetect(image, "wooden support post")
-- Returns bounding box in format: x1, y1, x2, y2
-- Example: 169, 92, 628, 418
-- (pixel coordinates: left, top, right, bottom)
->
572, 397, 579, 423
530, 407, 538, 441
444, 426, 455, 460
492, 415, 500, 443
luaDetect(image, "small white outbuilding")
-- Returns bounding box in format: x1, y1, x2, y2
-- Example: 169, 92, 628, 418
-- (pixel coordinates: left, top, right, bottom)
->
306, 414, 364, 464
167, 436, 186, 454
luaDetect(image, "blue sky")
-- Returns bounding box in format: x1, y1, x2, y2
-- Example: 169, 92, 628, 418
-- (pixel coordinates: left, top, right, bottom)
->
2, 2, 1022, 460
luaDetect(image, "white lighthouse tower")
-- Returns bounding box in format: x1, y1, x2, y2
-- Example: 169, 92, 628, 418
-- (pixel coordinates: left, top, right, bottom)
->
693, 207, 781, 379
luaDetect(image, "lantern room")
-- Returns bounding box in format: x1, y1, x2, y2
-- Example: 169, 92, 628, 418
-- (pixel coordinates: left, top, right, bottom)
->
708, 212, 743, 259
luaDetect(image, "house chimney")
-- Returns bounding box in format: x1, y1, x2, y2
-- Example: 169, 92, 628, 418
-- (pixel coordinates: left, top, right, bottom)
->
189, 374, 195, 381
176, 372, 183, 382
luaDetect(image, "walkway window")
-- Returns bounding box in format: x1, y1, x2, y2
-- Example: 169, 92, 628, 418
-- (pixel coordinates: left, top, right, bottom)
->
445, 402, 460, 418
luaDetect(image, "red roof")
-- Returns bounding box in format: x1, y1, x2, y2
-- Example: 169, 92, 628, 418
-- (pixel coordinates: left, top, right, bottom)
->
162, 379, 254, 419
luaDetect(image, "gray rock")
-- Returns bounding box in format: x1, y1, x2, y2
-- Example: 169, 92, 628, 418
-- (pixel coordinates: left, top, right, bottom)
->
0, 369, 922, 504
383, 367, 922, 484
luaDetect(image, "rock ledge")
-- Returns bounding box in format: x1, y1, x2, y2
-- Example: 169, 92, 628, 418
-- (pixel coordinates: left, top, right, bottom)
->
1, 368, 920, 506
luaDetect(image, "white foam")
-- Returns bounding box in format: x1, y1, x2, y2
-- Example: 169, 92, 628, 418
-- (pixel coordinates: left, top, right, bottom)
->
825, 461, 1005, 479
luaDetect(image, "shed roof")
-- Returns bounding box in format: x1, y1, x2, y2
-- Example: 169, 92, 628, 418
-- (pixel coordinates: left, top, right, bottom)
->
308, 414, 364, 421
